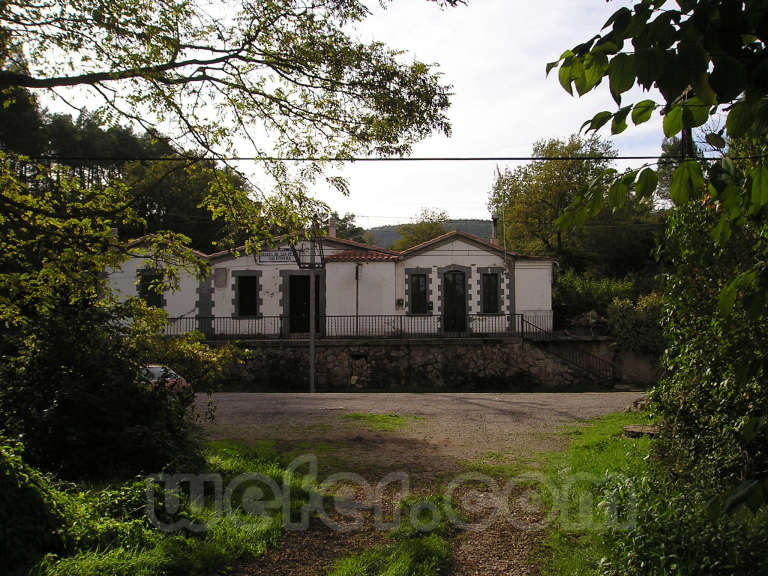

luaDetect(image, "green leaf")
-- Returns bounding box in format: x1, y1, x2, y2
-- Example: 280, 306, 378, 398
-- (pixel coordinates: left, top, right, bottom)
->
710, 57, 746, 102
609, 53, 635, 104
585, 110, 613, 133
683, 97, 710, 128
635, 168, 658, 198
750, 165, 768, 208
546, 60, 560, 76
663, 105, 684, 138
608, 178, 629, 208
611, 106, 632, 134
583, 52, 609, 91
669, 161, 704, 205
705, 132, 726, 149
726, 101, 751, 139
559, 62, 574, 95
693, 73, 717, 106
631, 100, 656, 125
719, 279, 739, 315
710, 216, 732, 244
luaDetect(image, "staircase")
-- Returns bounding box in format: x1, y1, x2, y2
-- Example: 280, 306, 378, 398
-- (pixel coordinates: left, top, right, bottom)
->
520, 318, 617, 386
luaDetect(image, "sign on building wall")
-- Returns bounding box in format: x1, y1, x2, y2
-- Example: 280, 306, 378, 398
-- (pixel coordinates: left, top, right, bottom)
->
258, 249, 295, 263
258, 248, 320, 264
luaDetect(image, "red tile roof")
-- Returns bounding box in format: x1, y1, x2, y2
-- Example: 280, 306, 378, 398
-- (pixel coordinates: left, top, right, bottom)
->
324, 249, 398, 262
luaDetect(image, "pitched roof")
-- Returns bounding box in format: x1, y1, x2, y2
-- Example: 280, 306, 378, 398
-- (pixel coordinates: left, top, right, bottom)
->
399, 230, 510, 257
398, 230, 553, 261
124, 235, 209, 259
322, 236, 398, 254
324, 249, 399, 262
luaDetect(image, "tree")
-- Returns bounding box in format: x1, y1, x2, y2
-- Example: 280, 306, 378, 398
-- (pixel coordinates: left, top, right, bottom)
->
656, 136, 705, 201
329, 211, 367, 244
0, 1, 460, 477
487, 134, 616, 258
391, 208, 448, 250
548, 1, 768, 565
121, 159, 250, 252
1, 0, 452, 239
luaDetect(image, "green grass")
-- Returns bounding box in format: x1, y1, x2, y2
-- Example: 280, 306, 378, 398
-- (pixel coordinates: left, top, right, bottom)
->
462, 450, 532, 477
327, 495, 455, 576
535, 412, 655, 576
342, 412, 421, 432
34, 440, 307, 576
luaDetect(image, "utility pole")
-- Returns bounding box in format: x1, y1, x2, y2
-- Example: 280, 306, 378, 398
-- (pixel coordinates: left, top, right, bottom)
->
309, 235, 316, 393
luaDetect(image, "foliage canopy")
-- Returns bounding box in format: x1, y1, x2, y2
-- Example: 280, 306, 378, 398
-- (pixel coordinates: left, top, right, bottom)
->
391, 208, 449, 250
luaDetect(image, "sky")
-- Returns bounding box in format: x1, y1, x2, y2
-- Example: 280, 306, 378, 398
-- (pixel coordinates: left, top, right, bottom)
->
42, 0, 668, 229
307, 0, 666, 227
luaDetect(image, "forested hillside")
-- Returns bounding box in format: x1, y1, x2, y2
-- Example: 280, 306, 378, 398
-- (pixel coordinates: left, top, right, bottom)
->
366, 219, 491, 248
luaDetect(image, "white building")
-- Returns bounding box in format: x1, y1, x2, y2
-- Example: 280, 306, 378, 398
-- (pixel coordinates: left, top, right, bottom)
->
108, 228, 553, 338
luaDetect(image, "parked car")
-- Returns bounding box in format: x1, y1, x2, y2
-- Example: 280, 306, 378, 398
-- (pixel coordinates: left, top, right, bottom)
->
140, 365, 191, 393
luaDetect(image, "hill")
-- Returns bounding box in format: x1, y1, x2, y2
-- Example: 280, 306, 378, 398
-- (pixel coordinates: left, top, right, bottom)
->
366, 219, 492, 248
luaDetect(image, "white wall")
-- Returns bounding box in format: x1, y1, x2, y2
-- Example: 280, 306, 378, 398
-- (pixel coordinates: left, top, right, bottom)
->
514, 260, 554, 329
107, 257, 198, 317
396, 238, 512, 316
107, 237, 553, 335
325, 261, 396, 316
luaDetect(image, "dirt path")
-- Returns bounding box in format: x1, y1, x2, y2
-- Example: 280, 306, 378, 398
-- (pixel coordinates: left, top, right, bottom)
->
200, 392, 643, 575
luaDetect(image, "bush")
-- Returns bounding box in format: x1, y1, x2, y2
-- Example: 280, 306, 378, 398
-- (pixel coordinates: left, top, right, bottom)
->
0, 439, 67, 575
553, 269, 634, 326
603, 473, 768, 576
149, 332, 250, 393
0, 303, 202, 479
607, 292, 664, 356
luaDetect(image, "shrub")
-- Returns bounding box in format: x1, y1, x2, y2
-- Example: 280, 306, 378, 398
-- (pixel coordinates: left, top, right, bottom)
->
607, 292, 664, 356
553, 269, 634, 326
603, 474, 768, 576
0, 303, 202, 479
150, 332, 249, 393
0, 439, 67, 575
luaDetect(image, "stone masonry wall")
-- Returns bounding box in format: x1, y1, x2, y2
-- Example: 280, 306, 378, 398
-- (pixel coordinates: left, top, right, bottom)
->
228, 337, 593, 392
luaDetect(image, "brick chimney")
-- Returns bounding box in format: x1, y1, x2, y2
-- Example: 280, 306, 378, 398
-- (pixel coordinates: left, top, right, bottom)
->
490, 213, 499, 245
328, 217, 337, 238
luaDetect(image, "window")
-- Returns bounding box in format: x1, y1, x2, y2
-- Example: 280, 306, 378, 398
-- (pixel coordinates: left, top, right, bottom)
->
236, 275, 259, 316
138, 270, 163, 308
481, 273, 500, 314
409, 274, 428, 314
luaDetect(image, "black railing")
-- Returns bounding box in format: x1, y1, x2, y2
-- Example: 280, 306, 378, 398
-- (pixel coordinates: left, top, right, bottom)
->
519, 317, 613, 382
164, 314, 553, 339
552, 347, 615, 382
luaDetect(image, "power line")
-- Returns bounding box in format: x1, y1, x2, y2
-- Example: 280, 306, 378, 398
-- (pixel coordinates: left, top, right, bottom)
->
15, 153, 768, 163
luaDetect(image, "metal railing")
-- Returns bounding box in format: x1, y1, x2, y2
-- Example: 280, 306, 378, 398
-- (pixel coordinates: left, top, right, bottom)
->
164, 314, 553, 339
551, 346, 616, 383
520, 317, 613, 383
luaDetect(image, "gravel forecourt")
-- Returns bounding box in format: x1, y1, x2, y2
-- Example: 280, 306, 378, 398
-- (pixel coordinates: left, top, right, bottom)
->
199, 392, 644, 575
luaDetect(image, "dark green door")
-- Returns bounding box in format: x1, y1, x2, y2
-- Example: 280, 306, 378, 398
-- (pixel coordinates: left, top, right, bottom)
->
288, 275, 321, 333
289, 275, 310, 333
443, 271, 467, 332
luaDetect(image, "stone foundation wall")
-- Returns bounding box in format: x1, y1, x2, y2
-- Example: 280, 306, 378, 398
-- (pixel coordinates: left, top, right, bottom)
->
226, 337, 594, 392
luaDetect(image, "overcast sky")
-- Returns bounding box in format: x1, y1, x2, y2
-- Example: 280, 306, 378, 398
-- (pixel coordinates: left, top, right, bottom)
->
308, 0, 666, 227
44, 1, 667, 229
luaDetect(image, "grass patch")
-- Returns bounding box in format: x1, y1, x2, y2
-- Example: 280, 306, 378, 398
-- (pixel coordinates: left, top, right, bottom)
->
328, 495, 455, 576
535, 411, 654, 576
342, 412, 421, 432
23, 440, 309, 576
462, 450, 532, 478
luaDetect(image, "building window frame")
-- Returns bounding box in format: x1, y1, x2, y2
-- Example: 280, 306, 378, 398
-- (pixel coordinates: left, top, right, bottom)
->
405, 267, 432, 315
138, 268, 165, 309
231, 270, 262, 318
478, 267, 505, 315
